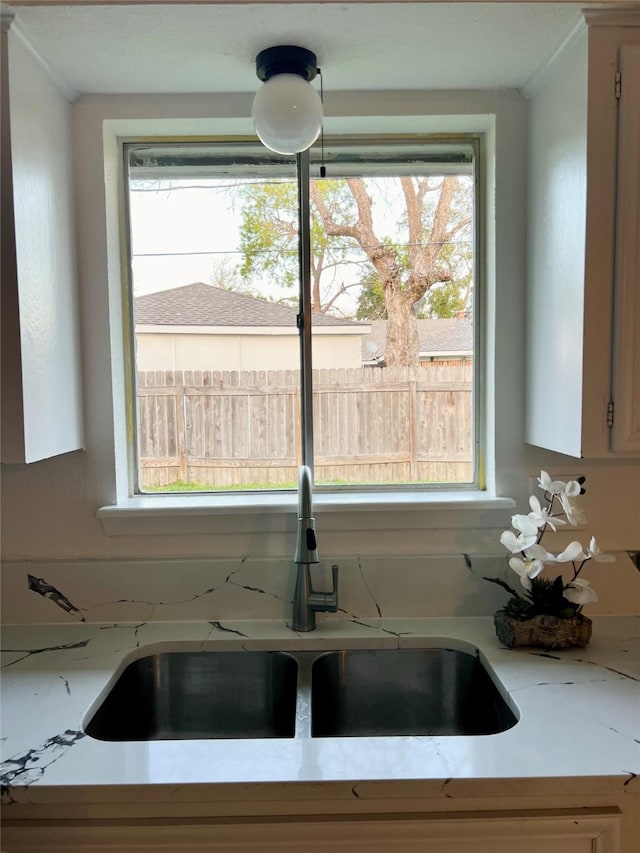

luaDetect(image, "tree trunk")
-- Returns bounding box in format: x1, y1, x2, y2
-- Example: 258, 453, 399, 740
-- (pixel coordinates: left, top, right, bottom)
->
310, 176, 463, 364
311, 247, 323, 313
385, 289, 419, 366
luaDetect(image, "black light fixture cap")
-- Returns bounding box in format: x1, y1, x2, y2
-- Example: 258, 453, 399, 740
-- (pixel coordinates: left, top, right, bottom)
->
255, 45, 318, 83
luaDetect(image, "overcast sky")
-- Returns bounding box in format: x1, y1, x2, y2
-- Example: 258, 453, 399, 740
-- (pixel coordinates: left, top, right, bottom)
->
129, 181, 244, 296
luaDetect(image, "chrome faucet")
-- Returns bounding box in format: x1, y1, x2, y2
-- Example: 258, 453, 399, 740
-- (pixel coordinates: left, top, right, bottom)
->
290, 465, 338, 632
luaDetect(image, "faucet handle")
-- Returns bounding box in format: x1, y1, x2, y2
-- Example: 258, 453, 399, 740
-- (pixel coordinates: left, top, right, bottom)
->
306, 527, 317, 550
330, 563, 339, 597
308, 563, 339, 614
324, 563, 339, 612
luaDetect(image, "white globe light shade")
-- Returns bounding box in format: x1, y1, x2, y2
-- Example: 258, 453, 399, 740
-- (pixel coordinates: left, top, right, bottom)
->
252, 73, 322, 155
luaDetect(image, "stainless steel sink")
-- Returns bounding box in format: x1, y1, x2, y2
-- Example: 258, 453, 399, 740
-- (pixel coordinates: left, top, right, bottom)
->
84, 650, 298, 740
84, 644, 516, 742
311, 648, 517, 737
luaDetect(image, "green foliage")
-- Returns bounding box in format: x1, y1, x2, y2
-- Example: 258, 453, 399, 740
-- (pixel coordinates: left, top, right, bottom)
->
355, 275, 386, 320
144, 480, 297, 492
238, 179, 363, 298
144, 480, 212, 492
420, 281, 468, 319
236, 174, 475, 361
238, 180, 300, 288
502, 596, 537, 620
420, 238, 472, 319
502, 576, 580, 621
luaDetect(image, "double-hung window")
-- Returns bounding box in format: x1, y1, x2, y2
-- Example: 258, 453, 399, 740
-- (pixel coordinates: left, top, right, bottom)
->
124, 137, 479, 495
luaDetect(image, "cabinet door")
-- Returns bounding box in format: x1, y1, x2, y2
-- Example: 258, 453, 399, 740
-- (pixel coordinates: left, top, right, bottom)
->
611, 44, 640, 453
0, 811, 621, 852
0, 21, 84, 463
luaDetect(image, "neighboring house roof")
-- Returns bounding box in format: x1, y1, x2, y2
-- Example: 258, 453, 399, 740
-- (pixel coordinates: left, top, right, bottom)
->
363, 319, 473, 361
135, 282, 364, 328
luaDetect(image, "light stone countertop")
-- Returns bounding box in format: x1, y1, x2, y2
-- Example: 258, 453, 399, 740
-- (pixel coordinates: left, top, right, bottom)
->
1, 616, 639, 812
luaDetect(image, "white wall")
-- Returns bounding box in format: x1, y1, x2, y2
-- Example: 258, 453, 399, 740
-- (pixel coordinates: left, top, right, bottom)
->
1, 59, 639, 613
135, 330, 365, 371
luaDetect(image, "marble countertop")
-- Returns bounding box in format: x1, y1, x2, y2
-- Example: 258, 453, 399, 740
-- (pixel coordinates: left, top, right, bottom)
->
1, 616, 639, 809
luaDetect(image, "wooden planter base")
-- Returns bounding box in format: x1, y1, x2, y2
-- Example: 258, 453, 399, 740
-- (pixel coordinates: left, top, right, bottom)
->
493, 610, 592, 650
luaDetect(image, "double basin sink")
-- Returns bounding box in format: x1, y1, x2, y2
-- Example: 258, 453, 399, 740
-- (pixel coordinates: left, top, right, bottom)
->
84, 645, 517, 742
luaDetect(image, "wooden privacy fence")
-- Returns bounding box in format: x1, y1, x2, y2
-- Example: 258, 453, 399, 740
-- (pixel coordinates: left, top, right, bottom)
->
137, 364, 473, 488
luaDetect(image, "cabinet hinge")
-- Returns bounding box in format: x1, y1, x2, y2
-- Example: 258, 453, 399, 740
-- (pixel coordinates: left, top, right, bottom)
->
615, 71, 621, 99
607, 399, 615, 428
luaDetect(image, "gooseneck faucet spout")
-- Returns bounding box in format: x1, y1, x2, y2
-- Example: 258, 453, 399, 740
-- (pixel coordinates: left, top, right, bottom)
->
291, 465, 338, 632
294, 465, 318, 564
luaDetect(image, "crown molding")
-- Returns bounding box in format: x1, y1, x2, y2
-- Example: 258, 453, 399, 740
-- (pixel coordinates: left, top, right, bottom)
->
522, 17, 587, 98
583, 5, 640, 26
8, 16, 78, 100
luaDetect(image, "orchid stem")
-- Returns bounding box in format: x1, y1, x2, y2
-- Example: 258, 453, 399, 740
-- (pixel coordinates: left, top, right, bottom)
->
571, 559, 588, 581
483, 576, 521, 598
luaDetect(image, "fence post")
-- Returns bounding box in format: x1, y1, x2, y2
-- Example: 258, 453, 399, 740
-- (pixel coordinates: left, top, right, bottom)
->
409, 368, 418, 481
176, 374, 187, 482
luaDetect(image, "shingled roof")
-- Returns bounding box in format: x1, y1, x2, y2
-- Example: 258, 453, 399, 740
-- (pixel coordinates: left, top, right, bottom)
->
363, 319, 473, 361
135, 283, 363, 328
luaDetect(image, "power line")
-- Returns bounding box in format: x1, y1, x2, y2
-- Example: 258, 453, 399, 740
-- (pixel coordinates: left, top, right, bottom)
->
130, 180, 294, 192
133, 239, 472, 259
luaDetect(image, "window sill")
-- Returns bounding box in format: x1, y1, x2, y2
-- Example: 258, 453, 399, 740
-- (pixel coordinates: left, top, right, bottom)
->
97, 490, 516, 537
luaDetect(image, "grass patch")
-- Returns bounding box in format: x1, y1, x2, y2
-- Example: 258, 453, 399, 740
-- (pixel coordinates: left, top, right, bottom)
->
143, 480, 297, 493
142, 477, 449, 493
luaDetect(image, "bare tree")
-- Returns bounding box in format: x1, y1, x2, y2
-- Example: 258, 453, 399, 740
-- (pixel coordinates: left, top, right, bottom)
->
239, 175, 472, 366
311, 176, 468, 365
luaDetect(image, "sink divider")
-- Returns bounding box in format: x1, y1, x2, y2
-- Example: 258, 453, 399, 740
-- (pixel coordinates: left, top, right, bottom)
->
292, 652, 314, 739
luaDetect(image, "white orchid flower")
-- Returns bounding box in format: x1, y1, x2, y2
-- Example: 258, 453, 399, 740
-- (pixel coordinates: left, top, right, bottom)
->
583, 536, 615, 563
508, 559, 535, 589
527, 543, 556, 564
500, 515, 540, 553
528, 495, 566, 531
508, 545, 547, 589
509, 557, 542, 589
500, 529, 538, 554
537, 470, 566, 495
538, 470, 583, 498
564, 578, 598, 605
552, 541, 584, 563
559, 492, 587, 527
562, 479, 582, 498
511, 513, 539, 537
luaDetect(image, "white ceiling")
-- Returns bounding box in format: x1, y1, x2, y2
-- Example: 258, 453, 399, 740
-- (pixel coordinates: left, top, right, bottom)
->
10, 3, 584, 98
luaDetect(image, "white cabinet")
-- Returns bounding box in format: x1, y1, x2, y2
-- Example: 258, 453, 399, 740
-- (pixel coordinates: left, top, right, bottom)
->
0, 16, 84, 463
610, 44, 640, 453
525, 14, 640, 458
0, 810, 622, 852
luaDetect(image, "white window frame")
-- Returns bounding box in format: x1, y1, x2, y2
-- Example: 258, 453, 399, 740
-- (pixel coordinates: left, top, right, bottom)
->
72, 95, 524, 540
123, 136, 481, 498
